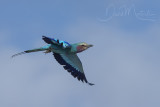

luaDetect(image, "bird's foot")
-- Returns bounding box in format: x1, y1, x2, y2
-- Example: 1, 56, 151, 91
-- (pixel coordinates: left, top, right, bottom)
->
44, 50, 51, 54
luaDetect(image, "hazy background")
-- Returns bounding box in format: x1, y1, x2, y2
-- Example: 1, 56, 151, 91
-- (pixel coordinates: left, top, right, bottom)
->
0, 0, 160, 107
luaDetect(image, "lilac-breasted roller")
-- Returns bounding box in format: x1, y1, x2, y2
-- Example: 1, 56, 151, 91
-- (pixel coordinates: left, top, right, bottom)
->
12, 36, 94, 86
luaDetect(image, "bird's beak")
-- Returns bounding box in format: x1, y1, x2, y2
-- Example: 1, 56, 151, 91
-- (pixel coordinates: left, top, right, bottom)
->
87, 44, 93, 48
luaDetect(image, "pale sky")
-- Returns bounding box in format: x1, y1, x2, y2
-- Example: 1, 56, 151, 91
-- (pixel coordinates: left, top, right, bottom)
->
0, 0, 160, 107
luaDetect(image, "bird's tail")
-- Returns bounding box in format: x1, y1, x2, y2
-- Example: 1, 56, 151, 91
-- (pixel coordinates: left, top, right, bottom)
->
11, 45, 51, 58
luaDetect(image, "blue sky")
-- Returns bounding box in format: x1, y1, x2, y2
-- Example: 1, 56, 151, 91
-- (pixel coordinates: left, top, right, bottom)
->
0, 0, 160, 107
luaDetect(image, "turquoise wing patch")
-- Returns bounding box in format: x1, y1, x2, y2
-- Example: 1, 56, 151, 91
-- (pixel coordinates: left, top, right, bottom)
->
42, 36, 71, 48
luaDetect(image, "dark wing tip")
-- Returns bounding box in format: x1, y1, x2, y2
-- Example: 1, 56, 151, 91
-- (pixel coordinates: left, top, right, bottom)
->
88, 82, 95, 86
42, 36, 53, 44
42, 35, 47, 40
42, 35, 46, 38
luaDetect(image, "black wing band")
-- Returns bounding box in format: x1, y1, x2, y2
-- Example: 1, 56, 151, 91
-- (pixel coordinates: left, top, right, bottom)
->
42, 36, 54, 44
53, 53, 89, 84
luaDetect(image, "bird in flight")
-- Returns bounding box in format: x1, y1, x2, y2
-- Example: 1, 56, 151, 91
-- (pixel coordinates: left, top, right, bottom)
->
12, 36, 94, 85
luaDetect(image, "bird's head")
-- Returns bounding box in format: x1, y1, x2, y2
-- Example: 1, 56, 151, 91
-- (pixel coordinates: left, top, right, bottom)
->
75, 42, 93, 53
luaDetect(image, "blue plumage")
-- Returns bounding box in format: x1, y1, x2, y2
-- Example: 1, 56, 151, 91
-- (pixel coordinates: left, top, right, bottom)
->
12, 36, 94, 86
42, 36, 71, 48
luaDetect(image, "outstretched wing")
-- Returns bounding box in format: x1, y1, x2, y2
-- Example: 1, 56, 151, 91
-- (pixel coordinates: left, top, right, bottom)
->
53, 52, 94, 85
42, 36, 71, 48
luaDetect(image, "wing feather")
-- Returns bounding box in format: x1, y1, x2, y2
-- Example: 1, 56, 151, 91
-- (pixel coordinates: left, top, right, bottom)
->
53, 53, 94, 85
42, 36, 71, 48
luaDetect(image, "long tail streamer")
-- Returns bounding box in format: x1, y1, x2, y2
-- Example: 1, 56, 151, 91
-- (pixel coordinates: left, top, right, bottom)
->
11, 52, 26, 58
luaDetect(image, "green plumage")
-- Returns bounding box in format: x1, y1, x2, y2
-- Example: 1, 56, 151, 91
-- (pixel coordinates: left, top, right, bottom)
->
12, 36, 94, 85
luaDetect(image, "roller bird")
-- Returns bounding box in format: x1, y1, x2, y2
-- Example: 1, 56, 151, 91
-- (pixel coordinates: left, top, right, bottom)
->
12, 36, 94, 85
